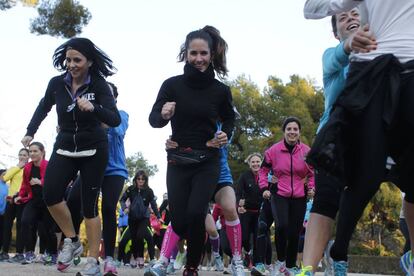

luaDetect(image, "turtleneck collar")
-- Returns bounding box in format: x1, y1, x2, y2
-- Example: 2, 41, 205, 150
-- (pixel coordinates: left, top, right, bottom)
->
284, 139, 297, 153
183, 63, 215, 89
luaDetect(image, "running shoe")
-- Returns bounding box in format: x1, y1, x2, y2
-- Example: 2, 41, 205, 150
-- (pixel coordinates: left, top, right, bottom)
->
138, 257, 145, 268
174, 251, 186, 270
287, 267, 300, 275
166, 261, 176, 274
57, 237, 83, 272
324, 240, 335, 276
213, 254, 224, 271
243, 253, 252, 269
144, 260, 167, 276
273, 260, 289, 276
295, 265, 314, 276
43, 254, 58, 265
8, 253, 24, 263
130, 258, 137, 268
21, 251, 36, 265
104, 256, 118, 276
401, 250, 413, 275
0, 252, 10, 261
182, 266, 198, 276
35, 253, 45, 263
231, 258, 245, 276
332, 261, 348, 276
251, 262, 266, 276
76, 257, 102, 276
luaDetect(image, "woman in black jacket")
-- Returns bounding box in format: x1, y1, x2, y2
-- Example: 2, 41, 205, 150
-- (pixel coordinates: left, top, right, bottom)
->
121, 170, 161, 268
21, 37, 120, 276
236, 153, 263, 269
148, 25, 235, 276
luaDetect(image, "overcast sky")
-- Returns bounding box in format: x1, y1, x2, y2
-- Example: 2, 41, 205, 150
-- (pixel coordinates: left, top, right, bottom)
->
0, 0, 335, 201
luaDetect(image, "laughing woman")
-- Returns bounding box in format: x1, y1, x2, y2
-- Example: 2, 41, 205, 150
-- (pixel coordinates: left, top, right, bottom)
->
258, 117, 315, 275
148, 26, 235, 275
21, 37, 120, 276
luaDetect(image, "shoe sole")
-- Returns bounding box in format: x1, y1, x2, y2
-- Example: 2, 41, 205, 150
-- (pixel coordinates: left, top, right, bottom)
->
57, 245, 83, 272
76, 272, 103, 276
104, 272, 118, 276
251, 268, 265, 276
144, 270, 161, 276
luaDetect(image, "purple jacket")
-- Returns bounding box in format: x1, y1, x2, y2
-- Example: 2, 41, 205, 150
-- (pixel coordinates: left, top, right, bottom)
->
259, 140, 314, 198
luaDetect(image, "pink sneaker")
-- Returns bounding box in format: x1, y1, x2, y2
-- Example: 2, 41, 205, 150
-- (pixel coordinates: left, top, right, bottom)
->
104, 256, 118, 276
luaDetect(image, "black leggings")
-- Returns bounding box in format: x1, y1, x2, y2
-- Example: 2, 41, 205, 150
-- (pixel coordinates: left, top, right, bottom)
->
311, 170, 343, 220
117, 226, 132, 264
240, 210, 259, 257
167, 155, 220, 268
21, 198, 57, 254
43, 148, 108, 218
67, 174, 124, 258
128, 218, 155, 259
273, 194, 306, 268
101, 175, 125, 258
66, 176, 83, 235
256, 199, 276, 265
1, 202, 25, 253
330, 70, 414, 262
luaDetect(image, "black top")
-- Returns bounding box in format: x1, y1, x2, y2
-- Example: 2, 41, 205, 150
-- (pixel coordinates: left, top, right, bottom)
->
159, 199, 170, 225
121, 185, 160, 219
25, 74, 121, 151
236, 170, 263, 210
149, 64, 235, 150
30, 165, 42, 199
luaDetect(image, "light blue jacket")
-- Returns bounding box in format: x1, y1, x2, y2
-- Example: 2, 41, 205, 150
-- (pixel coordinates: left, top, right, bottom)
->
317, 42, 349, 133
217, 122, 233, 184
105, 110, 129, 179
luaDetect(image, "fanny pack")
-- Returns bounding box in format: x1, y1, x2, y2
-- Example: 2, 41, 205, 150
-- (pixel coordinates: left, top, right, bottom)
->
167, 147, 212, 166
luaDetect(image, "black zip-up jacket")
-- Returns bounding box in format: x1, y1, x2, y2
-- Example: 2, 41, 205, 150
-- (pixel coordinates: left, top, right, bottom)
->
236, 170, 262, 210
25, 74, 120, 151
121, 185, 160, 219
149, 63, 235, 151
307, 54, 414, 178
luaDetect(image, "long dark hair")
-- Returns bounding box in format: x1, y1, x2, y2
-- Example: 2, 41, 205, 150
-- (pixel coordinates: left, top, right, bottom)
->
178, 25, 228, 79
133, 170, 149, 189
53, 37, 116, 78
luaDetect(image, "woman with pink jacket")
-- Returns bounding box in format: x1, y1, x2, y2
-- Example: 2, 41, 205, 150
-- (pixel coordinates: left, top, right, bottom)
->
258, 117, 314, 275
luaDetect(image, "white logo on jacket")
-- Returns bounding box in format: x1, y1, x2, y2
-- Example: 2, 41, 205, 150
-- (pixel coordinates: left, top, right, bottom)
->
82, 93, 95, 101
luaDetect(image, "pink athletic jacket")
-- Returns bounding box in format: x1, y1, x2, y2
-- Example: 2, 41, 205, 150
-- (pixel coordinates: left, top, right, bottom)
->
259, 140, 314, 198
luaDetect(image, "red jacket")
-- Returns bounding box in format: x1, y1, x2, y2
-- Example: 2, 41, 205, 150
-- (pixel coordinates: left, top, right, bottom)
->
18, 159, 48, 204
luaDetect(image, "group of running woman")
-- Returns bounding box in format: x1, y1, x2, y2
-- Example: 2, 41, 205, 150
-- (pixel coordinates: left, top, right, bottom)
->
0, 1, 413, 276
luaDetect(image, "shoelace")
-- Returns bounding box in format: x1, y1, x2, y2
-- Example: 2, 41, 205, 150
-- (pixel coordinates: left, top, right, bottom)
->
333, 262, 348, 275
297, 266, 313, 276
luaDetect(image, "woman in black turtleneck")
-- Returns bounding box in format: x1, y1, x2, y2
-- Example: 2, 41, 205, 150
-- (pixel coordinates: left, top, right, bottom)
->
149, 26, 235, 275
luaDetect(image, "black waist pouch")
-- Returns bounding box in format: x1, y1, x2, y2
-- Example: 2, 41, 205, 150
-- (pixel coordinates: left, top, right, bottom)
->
167, 147, 212, 166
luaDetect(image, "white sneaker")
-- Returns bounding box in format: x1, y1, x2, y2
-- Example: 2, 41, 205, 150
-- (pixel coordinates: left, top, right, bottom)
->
57, 238, 83, 272
76, 257, 101, 276
231, 258, 245, 276
173, 251, 186, 270
272, 260, 289, 276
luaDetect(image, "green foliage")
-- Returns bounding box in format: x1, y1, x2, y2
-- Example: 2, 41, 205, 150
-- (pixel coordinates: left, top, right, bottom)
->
125, 152, 159, 180
30, 0, 91, 38
228, 74, 323, 181
351, 182, 403, 256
